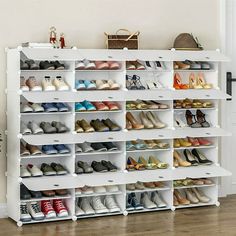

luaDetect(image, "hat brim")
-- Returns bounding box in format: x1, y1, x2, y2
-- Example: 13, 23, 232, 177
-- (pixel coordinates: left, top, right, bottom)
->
173, 47, 203, 51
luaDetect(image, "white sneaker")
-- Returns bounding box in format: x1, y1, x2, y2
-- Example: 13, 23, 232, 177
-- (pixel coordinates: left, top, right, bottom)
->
53, 76, 70, 91
80, 198, 95, 215
42, 77, 56, 91
20, 203, 31, 222
21, 103, 33, 113
93, 186, 106, 193
28, 121, 44, 134
151, 191, 167, 208
20, 165, 31, 178
20, 76, 29, 91
104, 195, 120, 213
91, 196, 109, 214
27, 202, 45, 220
29, 103, 44, 112
83, 59, 96, 70
106, 185, 119, 193
75, 205, 85, 216
79, 142, 94, 153
75, 61, 85, 70
21, 121, 32, 135
140, 193, 157, 209
27, 164, 43, 177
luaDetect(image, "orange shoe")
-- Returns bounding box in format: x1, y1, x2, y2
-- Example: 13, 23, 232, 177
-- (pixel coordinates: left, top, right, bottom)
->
174, 73, 189, 89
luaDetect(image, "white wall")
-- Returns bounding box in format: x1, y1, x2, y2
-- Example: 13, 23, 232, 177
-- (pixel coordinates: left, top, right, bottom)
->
0, 0, 221, 203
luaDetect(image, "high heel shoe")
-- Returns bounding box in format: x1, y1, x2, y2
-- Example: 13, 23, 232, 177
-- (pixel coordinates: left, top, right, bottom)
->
174, 190, 190, 205
174, 113, 187, 128
192, 188, 210, 203
126, 119, 132, 130
196, 110, 210, 127
191, 149, 213, 165
126, 112, 144, 130
132, 75, 146, 90
173, 151, 191, 167
185, 189, 199, 204
189, 73, 203, 89
139, 111, 154, 129
138, 156, 156, 170
173, 73, 189, 89
185, 110, 202, 128
183, 149, 199, 166
146, 111, 166, 129
127, 157, 145, 170
149, 156, 168, 169
197, 72, 212, 89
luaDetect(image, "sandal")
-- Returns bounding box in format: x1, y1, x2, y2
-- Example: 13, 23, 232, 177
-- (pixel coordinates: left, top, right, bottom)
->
131, 140, 147, 150
149, 156, 168, 169
126, 75, 133, 89
127, 157, 145, 170
134, 100, 148, 110
174, 100, 182, 109
126, 141, 136, 151
196, 110, 210, 127
197, 73, 212, 89
131, 75, 145, 90
138, 156, 156, 170
192, 99, 203, 108
182, 99, 192, 109
126, 101, 137, 110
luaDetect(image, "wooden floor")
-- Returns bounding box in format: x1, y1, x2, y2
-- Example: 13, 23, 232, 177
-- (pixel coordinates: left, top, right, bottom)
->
1, 195, 236, 236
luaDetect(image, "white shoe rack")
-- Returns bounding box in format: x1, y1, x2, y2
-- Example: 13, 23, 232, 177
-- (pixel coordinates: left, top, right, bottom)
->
6, 47, 231, 226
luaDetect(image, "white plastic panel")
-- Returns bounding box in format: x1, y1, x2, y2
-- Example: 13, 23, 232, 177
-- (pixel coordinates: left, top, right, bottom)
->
22, 175, 83, 191
172, 166, 231, 180
22, 90, 125, 103
173, 127, 231, 138
172, 89, 231, 100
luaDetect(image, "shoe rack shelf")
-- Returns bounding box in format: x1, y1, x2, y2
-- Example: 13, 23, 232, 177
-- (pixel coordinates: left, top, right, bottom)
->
6, 48, 231, 226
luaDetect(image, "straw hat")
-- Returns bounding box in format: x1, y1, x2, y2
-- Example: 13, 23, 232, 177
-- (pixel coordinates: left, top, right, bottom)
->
173, 33, 203, 50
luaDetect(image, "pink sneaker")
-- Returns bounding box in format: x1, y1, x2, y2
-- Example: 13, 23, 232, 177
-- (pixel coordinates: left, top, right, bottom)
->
107, 61, 120, 70
95, 61, 109, 70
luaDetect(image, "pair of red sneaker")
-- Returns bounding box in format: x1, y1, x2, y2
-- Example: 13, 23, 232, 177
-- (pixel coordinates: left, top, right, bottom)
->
41, 199, 68, 219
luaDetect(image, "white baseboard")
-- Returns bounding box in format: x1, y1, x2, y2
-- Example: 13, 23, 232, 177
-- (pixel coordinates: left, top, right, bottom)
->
0, 204, 7, 218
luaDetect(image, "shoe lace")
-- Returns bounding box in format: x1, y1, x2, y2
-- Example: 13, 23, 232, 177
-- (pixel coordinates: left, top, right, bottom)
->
43, 201, 53, 210
54, 200, 64, 209
93, 197, 104, 207
20, 204, 28, 214
31, 203, 40, 213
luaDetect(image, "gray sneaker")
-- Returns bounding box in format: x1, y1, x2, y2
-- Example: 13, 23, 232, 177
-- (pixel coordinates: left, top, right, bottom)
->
28, 121, 44, 134
40, 122, 57, 134
51, 121, 69, 133
21, 121, 32, 135
77, 161, 93, 173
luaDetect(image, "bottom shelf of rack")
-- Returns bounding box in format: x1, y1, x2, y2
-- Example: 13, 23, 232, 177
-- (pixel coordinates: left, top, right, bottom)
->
22, 215, 72, 224
174, 201, 216, 209
76, 211, 122, 219
127, 206, 170, 214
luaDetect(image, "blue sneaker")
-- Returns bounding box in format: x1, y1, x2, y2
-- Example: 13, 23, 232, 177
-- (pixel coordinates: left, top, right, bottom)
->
54, 144, 70, 154
84, 80, 96, 90
129, 193, 144, 210
75, 80, 86, 90
53, 103, 69, 112
42, 145, 58, 155
41, 103, 58, 112
81, 100, 96, 111
75, 102, 86, 112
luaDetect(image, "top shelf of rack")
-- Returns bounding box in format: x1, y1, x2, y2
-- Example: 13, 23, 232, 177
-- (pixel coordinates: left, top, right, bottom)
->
14, 48, 229, 62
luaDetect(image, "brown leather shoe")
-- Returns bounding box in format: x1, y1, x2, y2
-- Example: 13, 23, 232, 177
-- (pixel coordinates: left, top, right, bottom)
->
25, 143, 42, 155
143, 182, 156, 188
126, 112, 144, 130
78, 119, 95, 132
42, 190, 56, 197
55, 189, 68, 196
20, 142, 30, 156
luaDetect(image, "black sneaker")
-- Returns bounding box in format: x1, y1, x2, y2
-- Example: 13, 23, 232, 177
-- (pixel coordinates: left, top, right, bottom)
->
53, 61, 65, 70
90, 143, 107, 152
101, 160, 117, 172
51, 163, 68, 175
102, 142, 118, 151
20, 184, 31, 200
91, 161, 108, 172
30, 190, 42, 198
41, 163, 57, 176
39, 61, 55, 70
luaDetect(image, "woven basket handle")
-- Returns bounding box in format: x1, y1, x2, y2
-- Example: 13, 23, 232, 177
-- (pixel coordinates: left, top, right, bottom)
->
115, 29, 140, 41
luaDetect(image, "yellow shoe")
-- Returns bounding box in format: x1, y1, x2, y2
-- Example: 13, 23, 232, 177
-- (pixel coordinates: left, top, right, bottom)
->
149, 156, 168, 169
179, 138, 192, 147
174, 139, 181, 148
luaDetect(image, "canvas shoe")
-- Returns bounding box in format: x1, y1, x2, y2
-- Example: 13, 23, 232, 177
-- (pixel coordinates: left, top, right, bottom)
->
79, 142, 94, 153
39, 61, 55, 70
21, 121, 32, 135
128, 193, 144, 210
80, 198, 95, 215
20, 165, 31, 178
140, 192, 157, 209
151, 191, 167, 208
20, 184, 31, 200
20, 142, 30, 156
41, 200, 56, 219
53, 103, 69, 112
26, 76, 42, 91
42, 145, 58, 155
53, 76, 70, 91
77, 161, 93, 174
104, 195, 120, 213
40, 122, 57, 134
27, 164, 43, 177
28, 121, 44, 134
75, 204, 85, 216
106, 185, 119, 193
20, 203, 31, 222
29, 103, 44, 112
93, 186, 106, 193
75, 80, 86, 90
53, 199, 69, 217
29, 190, 42, 199
51, 163, 68, 175
21, 103, 33, 113
41, 103, 58, 112
42, 77, 56, 91
53, 61, 65, 70
20, 76, 29, 91
41, 163, 57, 176
51, 121, 69, 133
91, 196, 109, 214
54, 144, 70, 154
25, 143, 42, 155
27, 202, 45, 220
